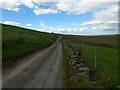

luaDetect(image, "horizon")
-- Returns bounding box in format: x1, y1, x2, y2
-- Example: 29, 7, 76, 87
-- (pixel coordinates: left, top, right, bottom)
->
0, 0, 119, 35
2, 23, 119, 36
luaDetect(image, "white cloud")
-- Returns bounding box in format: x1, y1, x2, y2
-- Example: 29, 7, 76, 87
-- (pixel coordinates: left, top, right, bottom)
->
78, 20, 118, 26
0, 0, 20, 12
26, 23, 32, 26
40, 21, 44, 27
79, 28, 87, 32
3, 21, 20, 25
56, 0, 118, 15
0, 0, 59, 15
33, 0, 71, 3
33, 8, 58, 15
92, 27, 112, 31
58, 27, 87, 33
80, 21, 103, 26
107, 21, 118, 24
1, 0, 118, 15
92, 4, 118, 31
39, 21, 87, 34
20, 0, 35, 9
93, 5, 118, 21
72, 3, 118, 32
40, 21, 47, 28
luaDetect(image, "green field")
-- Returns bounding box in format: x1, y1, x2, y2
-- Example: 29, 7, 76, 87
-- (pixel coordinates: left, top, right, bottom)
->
2, 24, 57, 65
62, 40, 119, 88
63, 34, 119, 49
78, 43, 118, 88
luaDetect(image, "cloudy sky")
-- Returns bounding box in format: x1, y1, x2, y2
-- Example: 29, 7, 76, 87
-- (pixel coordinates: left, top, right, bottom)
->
0, 0, 119, 35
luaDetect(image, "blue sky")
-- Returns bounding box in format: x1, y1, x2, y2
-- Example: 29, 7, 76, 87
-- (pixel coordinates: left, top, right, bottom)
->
1, 0, 118, 35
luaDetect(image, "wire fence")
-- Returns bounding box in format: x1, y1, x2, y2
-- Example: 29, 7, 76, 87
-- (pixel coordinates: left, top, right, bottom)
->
64, 40, 119, 87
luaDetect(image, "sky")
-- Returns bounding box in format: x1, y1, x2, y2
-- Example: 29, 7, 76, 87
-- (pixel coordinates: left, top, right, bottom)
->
0, 0, 119, 35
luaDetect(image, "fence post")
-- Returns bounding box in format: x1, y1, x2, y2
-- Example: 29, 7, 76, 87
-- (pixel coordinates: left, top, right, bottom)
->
82, 43, 85, 59
77, 41, 78, 51
95, 48, 98, 71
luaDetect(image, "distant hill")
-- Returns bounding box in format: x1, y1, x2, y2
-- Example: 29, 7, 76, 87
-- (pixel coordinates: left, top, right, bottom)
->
63, 34, 119, 49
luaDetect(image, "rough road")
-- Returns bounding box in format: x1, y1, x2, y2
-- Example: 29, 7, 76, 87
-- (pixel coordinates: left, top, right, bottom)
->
3, 41, 63, 88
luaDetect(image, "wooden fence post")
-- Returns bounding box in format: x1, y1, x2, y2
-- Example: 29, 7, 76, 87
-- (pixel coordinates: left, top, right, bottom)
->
82, 43, 85, 59
95, 48, 98, 70
77, 41, 78, 51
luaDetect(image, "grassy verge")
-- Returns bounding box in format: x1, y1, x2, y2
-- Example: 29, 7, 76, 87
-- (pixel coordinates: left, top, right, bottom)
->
2, 24, 58, 66
62, 41, 93, 88
64, 41, 119, 88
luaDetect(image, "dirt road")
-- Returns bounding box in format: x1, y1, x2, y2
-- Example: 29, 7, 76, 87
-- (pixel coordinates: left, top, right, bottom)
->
3, 42, 63, 88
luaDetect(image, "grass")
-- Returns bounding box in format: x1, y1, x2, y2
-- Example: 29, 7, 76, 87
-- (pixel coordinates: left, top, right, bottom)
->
63, 40, 119, 88
82, 45, 119, 88
63, 34, 119, 49
62, 41, 93, 88
2, 24, 58, 65
2, 23, 119, 88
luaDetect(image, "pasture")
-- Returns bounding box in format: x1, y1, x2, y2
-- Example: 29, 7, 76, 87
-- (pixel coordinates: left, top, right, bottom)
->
62, 35, 119, 88
2, 24, 57, 65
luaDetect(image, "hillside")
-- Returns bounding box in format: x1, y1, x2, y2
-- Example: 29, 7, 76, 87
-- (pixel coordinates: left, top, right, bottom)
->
2, 24, 58, 65
63, 35, 119, 49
